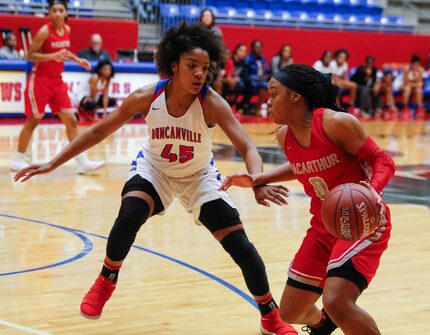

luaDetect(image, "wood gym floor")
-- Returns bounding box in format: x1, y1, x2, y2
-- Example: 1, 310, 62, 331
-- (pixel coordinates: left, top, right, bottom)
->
0, 119, 429, 334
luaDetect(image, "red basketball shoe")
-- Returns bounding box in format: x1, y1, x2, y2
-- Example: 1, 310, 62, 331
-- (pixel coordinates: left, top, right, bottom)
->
400, 107, 411, 122
260, 309, 298, 335
416, 106, 426, 121
80, 275, 116, 319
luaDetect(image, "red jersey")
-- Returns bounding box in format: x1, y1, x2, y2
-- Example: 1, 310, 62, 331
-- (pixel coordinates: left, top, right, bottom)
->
284, 108, 370, 232
34, 23, 70, 77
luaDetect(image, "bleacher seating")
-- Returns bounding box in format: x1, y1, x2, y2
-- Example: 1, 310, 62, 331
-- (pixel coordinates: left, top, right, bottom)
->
150, 0, 415, 33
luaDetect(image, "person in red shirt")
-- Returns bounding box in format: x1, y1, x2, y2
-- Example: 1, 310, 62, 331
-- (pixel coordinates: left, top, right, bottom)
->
223, 43, 247, 113
220, 64, 395, 335
10, 0, 105, 173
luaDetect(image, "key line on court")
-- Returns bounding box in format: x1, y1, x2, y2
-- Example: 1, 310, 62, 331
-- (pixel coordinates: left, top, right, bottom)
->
0, 214, 93, 276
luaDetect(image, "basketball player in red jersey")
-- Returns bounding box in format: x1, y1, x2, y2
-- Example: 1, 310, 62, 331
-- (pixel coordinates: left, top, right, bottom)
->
220, 64, 396, 335
10, 0, 105, 173
14, 23, 297, 334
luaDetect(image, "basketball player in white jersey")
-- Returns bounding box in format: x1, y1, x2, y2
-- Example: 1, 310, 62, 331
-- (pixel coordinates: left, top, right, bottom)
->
15, 23, 297, 334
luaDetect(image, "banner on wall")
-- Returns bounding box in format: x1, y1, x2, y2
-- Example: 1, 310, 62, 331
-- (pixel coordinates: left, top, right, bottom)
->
0, 71, 26, 114
0, 71, 159, 115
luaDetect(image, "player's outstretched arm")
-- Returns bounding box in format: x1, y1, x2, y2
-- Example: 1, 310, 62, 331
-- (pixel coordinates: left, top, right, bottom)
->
207, 91, 289, 206
14, 87, 154, 182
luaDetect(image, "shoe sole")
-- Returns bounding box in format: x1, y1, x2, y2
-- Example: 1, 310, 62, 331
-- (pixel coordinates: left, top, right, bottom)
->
260, 325, 275, 335
79, 310, 101, 320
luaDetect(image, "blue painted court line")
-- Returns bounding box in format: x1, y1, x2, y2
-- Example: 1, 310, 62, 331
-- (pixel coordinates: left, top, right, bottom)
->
0, 213, 258, 309
0, 214, 93, 277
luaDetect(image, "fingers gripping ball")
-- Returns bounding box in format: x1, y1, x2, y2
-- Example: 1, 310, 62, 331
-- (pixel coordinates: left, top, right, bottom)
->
321, 183, 380, 241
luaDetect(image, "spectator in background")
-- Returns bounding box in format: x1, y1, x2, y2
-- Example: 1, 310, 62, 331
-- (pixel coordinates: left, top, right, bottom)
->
399, 54, 425, 117
243, 40, 268, 115
373, 70, 396, 117
313, 50, 332, 73
330, 49, 358, 114
0, 33, 19, 59
79, 60, 116, 120
351, 56, 378, 116
224, 43, 248, 113
78, 34, 111, 62
200, 8, 224, 94
199, 8, 223, 38
270, 44, 293, 75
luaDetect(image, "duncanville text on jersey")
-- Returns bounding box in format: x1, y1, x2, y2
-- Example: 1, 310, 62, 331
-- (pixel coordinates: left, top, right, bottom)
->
151, 126, 202, 143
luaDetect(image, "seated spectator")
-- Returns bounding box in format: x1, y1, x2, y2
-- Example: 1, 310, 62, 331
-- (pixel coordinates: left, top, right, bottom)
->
79, 60, 116, 121
313, 50, 332, 73
200, 8, 223, 38
200, 8, 224, 94
0, 33, 19, 59
351, 56, 378, 116
78, 34, 111, 62
373, 70, 396, 118
330, 49, 358, 114
223, 43, 248, 113
270, 44, 293, 75
243, 40, 268, 115
399, 54, 425, 117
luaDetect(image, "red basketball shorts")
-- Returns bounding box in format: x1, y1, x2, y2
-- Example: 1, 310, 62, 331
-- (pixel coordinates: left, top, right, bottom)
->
24, 72, 72, 119
288, 204, 391, 290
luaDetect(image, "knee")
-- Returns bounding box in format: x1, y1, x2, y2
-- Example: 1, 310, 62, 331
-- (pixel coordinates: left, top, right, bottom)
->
64, 115, 78, 129
322, 291, 353, 320
117, 196, 150, 227
25, 117, 40, 129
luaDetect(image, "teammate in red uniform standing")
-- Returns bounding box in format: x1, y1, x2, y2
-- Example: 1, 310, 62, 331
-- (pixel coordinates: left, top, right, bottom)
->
220, 64, 396, 335
10, 0, 105, 173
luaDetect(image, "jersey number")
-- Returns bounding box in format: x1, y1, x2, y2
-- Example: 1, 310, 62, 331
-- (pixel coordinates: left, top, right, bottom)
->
309, 177, 329, 200
161, 144, 194, 163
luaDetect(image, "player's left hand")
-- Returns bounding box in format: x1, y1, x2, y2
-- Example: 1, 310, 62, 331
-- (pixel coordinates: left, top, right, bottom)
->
78, 58, 91, 71
219, 173, 255, 191
252, 184, 289, 207
14, 162, 56, 182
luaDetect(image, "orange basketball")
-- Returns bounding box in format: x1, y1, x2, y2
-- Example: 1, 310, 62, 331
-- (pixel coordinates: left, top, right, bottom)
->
321, 183, 380, 241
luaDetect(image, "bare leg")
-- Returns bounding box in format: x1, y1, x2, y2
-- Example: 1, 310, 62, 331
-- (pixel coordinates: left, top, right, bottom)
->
17, 115, 40, 153
401, 85, 411, 106
279, 284, 322, 326
323, 277, 380, 335
414, 86, 423, 106
57, 110, 79, 142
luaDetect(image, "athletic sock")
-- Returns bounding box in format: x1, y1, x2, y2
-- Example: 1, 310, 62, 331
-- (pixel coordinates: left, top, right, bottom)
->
256, 295, 278, 316
100, 258, 121, 282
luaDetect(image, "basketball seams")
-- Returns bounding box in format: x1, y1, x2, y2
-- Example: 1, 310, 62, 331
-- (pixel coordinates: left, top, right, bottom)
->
333, 189, 344, 239
349, 188, 360, 240
322, 189, 343, 237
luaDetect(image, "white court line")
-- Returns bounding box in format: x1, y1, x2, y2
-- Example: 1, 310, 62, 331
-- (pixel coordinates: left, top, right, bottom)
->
0, 320, 52, 335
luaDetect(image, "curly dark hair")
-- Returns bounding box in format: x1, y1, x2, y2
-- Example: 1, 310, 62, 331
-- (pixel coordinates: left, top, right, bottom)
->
93, 60, 115, 78
155, 22, 225, 83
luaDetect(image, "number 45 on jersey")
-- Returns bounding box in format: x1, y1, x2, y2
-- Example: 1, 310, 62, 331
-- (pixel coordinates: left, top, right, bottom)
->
161, 144, 194, 163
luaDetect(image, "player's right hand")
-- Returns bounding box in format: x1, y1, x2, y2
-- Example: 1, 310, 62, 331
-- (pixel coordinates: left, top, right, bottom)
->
52, 49, 70, 62
219, 173, 255, 191
14, 162, 55, 182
